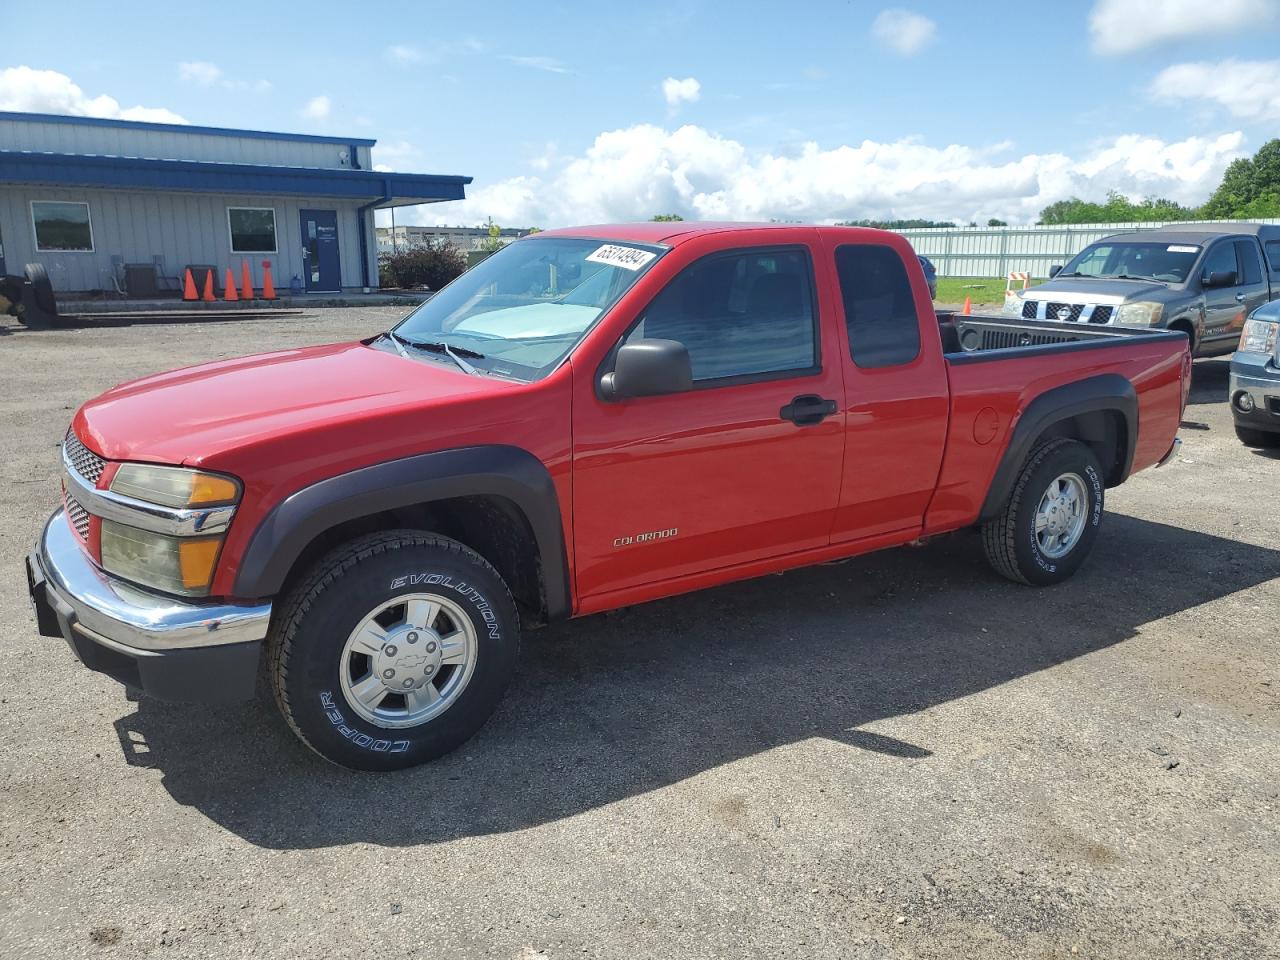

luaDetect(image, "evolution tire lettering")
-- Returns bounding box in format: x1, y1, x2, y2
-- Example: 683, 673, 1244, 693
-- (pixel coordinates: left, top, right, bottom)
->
386, 574, 501, 639
319, 691, 409, 753
613, 528, 678, 548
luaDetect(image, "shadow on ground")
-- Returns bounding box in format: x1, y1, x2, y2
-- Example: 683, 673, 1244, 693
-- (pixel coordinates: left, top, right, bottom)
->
112, 513, 1280, 850
1187, 358, 1229, 407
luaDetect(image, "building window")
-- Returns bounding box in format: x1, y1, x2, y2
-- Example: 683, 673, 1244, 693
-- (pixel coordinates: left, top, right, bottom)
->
31, 201, 94, 253
227, 207, 277, 253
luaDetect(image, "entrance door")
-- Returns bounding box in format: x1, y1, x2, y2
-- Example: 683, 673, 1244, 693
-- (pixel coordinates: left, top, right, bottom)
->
300, 209, 341, 292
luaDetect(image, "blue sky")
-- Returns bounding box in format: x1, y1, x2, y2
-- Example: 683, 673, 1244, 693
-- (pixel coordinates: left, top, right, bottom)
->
4, 0, 1279, 226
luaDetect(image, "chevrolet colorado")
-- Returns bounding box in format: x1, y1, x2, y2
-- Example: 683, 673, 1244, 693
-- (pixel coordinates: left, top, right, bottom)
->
26, 222, 1190, 770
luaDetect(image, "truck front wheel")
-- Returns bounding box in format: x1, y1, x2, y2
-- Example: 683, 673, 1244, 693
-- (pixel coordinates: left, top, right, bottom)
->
981, 439, 1104, 586
267, 531, 520, 771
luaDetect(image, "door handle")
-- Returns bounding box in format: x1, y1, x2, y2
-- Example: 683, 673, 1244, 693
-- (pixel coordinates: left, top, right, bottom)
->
1235, 293, 1246, 302
780, 394, 837, 426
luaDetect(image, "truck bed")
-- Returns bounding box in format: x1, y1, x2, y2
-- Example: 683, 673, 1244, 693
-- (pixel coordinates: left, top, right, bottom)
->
936, 311, 1183, 356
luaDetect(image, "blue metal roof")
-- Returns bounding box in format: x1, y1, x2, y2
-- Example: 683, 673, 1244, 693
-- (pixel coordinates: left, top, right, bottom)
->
0, 110, 377, 147
0, 150, 470, 206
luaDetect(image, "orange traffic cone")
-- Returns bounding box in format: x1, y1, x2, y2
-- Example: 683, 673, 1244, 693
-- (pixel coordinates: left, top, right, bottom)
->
201, 269, 216, 302
241, 260, 254, 300
261, 260, 276, 300
962, 296, 972, 316
223, 269, 239, 302
182, 268, 198, 301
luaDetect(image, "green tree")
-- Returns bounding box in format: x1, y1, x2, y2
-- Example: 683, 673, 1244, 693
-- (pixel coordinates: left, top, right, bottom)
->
836, 218, 956, 229
1038, 191, 1194, 225
1202, 139, 1280, 218
478, 218, 506, 253
650, 213, 684, 221
987, 218, 1008, 227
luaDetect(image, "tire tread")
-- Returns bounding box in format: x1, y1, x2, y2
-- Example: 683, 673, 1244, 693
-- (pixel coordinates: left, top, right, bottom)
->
981, 437, 1079, 586
265, 530, 516, 767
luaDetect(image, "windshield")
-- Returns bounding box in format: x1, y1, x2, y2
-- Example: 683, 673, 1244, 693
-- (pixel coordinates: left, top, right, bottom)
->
388, 237, 664, 380
1060, 241, 1200, 283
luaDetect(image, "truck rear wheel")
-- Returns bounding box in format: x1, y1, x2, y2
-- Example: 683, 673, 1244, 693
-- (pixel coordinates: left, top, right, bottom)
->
267, 530, 520, 771
981, 439, 1104, 586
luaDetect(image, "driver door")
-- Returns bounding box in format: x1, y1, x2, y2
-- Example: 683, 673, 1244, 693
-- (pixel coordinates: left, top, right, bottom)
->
570, 242, 846, 602
1200, 240, 1248, 351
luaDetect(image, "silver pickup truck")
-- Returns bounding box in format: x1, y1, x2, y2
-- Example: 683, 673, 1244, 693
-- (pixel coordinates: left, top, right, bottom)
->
1006, 223, 1280, 358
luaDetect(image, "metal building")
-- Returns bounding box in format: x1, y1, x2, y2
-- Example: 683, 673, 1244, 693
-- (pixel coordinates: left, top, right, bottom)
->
0, 111, 471, 296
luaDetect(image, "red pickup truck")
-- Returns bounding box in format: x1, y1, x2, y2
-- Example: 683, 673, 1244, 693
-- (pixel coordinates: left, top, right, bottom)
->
26, 223, 1189, 770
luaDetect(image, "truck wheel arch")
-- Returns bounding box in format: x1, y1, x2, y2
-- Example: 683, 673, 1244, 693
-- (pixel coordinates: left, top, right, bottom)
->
232, 445, 571, 622
978, 374, 1137, 524
1167, 317, 1197, 354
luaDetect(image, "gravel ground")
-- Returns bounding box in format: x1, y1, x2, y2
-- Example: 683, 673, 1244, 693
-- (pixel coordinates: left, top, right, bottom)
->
0, 309, 1277, 960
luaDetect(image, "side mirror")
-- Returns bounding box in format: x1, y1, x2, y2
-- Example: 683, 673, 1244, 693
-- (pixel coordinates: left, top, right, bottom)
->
600, 338, 692, 400
1049, 264, 1063, 278
1204, 269, 1238, 288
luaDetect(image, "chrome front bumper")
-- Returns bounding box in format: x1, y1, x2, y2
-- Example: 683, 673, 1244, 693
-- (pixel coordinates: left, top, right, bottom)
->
26, 510, 272, 701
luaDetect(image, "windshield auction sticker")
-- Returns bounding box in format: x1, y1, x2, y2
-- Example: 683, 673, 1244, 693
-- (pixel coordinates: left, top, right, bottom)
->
586, 244, 657, 271
1167, 245, 1200, 253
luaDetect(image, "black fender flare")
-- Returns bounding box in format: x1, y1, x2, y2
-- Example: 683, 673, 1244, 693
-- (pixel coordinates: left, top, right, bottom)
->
978, 374, 1137, 523
232, 445, 571, 619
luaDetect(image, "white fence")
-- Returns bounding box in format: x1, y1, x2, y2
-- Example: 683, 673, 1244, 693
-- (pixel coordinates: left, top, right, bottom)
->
896, 218, 1280, 279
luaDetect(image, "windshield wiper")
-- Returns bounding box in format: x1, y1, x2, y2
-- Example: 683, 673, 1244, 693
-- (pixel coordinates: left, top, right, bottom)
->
1104, 273, 1162, 284
385, 331, 485, 375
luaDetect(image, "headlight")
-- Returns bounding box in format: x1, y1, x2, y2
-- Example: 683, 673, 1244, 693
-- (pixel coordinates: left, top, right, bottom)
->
1114, 302, 1164, 327
1002, 291, 1024, 315
110, 463, 240, 508
101, 464, 240, 595
101, 520, 223, 596
1240, 317, 1279, 355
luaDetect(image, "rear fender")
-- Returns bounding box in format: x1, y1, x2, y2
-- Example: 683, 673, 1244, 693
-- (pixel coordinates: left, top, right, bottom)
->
978, 374, 1137, 523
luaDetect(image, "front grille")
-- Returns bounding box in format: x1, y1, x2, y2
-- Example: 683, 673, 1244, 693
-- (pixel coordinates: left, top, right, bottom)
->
1046, 302, 1084, 323
1089, 305, 1114, 324
64, 491, 91, 540
64, 430, 105, 484
1022, 299, 1038, 320
981, 328, 1073, 350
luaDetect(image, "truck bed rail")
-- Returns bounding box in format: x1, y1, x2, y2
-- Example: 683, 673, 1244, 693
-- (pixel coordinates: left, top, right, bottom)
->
938, 312, 1182, 357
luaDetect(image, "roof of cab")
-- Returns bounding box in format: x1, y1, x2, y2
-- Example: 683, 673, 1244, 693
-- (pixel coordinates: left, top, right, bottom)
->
528, 221, 920, 248
533, 221, 814, 245
1104, 223, 1280, 245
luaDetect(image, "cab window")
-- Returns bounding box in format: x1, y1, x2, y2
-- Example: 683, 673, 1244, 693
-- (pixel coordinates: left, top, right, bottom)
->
1234, 240, 1263, 285
624, 247, 818, 384
1201, 242, 1238, 284
835, 244, 921, 368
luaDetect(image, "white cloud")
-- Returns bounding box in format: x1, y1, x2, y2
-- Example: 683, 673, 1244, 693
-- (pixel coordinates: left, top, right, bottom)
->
1089, 0, 1273, 54
388, 45, 424, 63
398, 123, 1244, 229
178, 61, 270, 92
178, 61, 222, 86
501, 55, 570, 74
1150, 59, 1280, 122
301, 94, 331, 120
871, 9, 937, 56
662, 76, 701, 108
0, 65, 186, 123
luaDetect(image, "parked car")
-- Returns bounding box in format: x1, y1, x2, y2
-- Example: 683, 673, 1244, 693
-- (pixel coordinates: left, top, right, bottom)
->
1006, 223, 1280, 357
918, 255, 938, 299
1230, 300, 1280, 447
26, 222, 1189, 770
